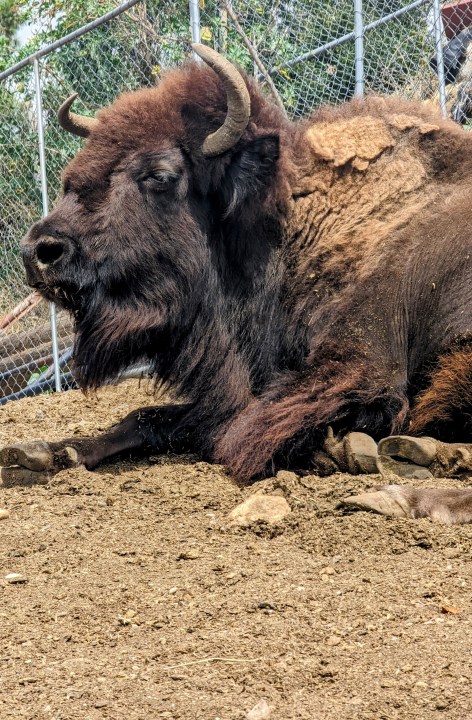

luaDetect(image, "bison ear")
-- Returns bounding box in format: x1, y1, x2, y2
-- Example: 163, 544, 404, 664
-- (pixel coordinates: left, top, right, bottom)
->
220, 135, 279, 215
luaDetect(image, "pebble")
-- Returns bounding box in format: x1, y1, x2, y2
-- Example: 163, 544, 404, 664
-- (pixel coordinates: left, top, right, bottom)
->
0, 509, 10, 520
227, 494, 291, 527
326, 635, 341, 646
177, 549, 200, 560
247, 698, 272, 720
275, 470, 298, 483
320, 566, 336, 576
118, 609, 138, 626
5, 573, 27, 584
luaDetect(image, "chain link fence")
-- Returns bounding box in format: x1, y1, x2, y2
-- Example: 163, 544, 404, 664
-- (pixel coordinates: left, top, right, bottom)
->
0, 0, 469, 403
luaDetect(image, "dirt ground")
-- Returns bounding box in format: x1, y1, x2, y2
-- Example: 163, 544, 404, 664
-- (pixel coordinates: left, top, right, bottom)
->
1, 380, 471, 720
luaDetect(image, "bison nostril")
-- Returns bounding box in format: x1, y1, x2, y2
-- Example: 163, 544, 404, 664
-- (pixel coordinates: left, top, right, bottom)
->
36, 241, 66, 266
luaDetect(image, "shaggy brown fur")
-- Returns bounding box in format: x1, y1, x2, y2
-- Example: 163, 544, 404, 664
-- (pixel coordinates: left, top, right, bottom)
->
410, 346, 472, 439
18, 58, 472, 482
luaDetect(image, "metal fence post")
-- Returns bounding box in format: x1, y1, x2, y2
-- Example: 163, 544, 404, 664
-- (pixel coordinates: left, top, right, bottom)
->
189, 0, 201, 57
33, 57, 62, 393
354, 0, 364, 97
432, 0, 447, 118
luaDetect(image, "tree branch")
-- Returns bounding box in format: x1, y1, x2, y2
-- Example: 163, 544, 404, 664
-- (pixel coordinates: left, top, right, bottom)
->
221, 0, 287, 116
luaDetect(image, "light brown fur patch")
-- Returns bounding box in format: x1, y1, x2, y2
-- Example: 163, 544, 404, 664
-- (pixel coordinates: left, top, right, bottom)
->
388, 113, 439, 134
305, 116, 395, 167
291, 117, 430, 286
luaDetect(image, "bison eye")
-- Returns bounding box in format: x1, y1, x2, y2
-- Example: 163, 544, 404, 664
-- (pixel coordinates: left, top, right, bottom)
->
141, 172, 178, 192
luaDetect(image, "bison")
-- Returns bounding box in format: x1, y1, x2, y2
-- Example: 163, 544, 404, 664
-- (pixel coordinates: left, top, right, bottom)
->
4, 44, 472, 523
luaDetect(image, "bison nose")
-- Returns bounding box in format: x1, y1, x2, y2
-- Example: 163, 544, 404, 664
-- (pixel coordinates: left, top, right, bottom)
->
36, 238, 69, 267
23, 235, 73, 270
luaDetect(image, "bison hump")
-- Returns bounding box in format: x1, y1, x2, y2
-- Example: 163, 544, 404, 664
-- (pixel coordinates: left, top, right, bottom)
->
304, 114, 439, 171
305, 116, 395, 168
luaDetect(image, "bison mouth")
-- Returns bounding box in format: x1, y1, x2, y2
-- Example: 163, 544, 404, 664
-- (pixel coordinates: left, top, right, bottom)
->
29, 280, 84, 315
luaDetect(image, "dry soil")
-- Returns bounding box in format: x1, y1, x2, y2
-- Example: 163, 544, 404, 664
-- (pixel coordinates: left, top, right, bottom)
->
1, 381, 471, 720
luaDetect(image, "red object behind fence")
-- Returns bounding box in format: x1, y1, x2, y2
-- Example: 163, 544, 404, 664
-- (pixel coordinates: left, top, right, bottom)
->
442, 1, 472, 39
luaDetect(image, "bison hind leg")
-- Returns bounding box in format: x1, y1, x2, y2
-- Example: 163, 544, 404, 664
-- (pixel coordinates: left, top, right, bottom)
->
341, 434, 472, 524
378, 435, 472, 478
342, 484, 472, 525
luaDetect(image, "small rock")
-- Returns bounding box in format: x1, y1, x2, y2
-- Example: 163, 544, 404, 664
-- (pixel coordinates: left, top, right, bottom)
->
118, 609, 138, 626
320, 566, 336, 576
257, 601, 276, 611
5, 573, 27, 584
177, 549, 200, 560
0, 509, 10, 520
326, 635, 341, 646
275, 470, 298, 483
227, 495, 291, 527
435, 699, 449, 710
247, 698, 272, 720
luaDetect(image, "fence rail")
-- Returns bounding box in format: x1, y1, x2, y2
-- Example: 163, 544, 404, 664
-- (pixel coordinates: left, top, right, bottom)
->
0, 0, 469, 402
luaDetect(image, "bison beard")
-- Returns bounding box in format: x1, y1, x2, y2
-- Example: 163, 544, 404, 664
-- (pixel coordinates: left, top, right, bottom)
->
7, 45, 472, 524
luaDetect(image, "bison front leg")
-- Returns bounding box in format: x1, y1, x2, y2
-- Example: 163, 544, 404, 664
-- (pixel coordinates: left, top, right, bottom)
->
0, 404, 193, 486
311, 428, 380, 476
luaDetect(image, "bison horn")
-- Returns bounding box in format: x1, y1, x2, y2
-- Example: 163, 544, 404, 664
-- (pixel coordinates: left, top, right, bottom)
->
57, 93, 99, 138
192, 43, 251, 157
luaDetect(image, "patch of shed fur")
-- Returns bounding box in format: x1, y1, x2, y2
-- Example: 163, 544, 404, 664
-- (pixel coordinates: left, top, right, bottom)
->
289, 113, 440, 286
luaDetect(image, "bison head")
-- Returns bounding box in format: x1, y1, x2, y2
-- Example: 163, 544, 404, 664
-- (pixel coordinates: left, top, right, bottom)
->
21, 45, 284, 389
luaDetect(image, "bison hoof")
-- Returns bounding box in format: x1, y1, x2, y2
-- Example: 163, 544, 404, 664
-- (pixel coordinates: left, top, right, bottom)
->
1, 467, 51, 487
0, 442, 79, 487
377, 435, 472, 478
341, 484, 413, 518
341, 484, 472, 524
0, 441, 56, 472
377, 436, 435, 479
315, 429, 379, 475
344, 432, 379, 474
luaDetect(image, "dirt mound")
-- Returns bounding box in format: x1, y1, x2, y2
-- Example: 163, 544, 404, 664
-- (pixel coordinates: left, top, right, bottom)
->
1, 381, 471, 719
